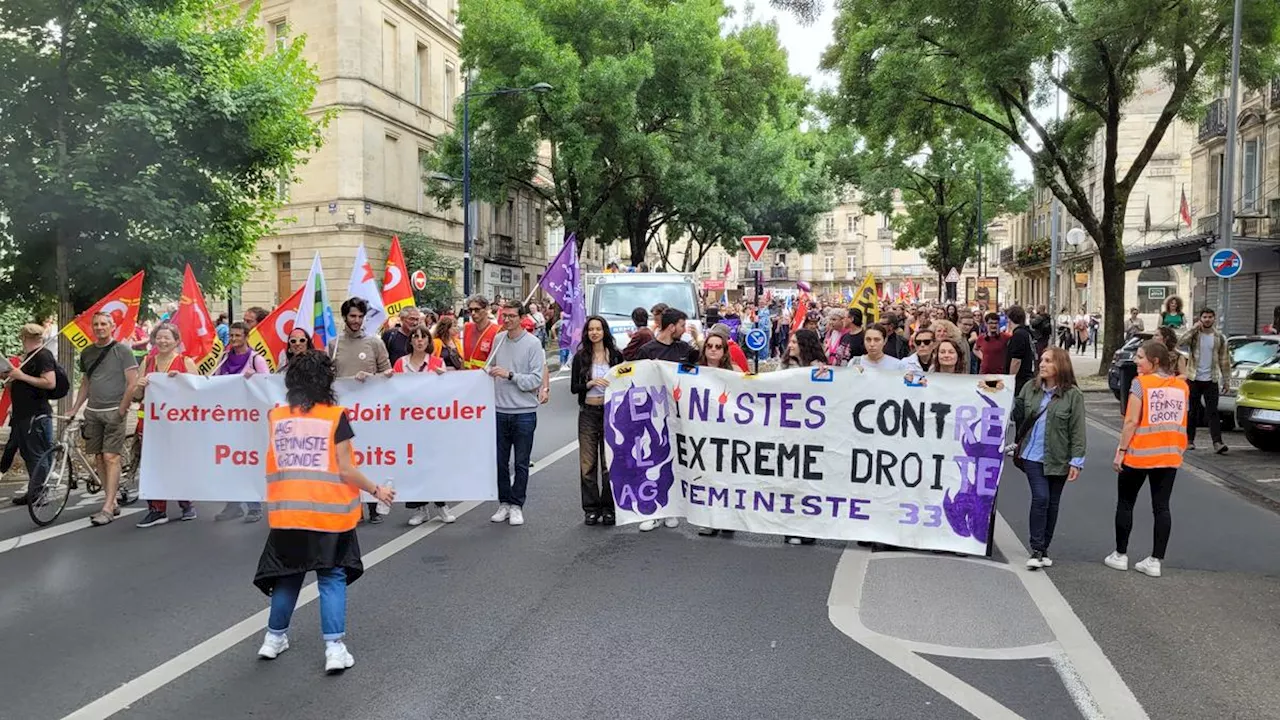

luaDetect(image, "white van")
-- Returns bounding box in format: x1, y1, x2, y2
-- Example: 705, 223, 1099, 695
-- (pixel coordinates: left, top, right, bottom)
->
584, 272, 702, 346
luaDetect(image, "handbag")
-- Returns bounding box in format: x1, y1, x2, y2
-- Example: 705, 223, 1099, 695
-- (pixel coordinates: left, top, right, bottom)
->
1012, 390, 1058, 472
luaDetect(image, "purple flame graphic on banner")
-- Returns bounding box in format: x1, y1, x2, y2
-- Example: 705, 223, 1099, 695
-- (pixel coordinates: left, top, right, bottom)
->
942, 392, 1006, 544
605, 384, 675, 515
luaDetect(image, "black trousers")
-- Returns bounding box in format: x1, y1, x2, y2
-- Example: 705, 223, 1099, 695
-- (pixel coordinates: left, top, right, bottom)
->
1187, 380, 1222, 444
1115, 465, 1176, 559
11, 415, 53, 500
578, 404, 613, 515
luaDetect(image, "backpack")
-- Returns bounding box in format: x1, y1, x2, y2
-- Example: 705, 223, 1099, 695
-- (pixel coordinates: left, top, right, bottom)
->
48, 362, 71, 400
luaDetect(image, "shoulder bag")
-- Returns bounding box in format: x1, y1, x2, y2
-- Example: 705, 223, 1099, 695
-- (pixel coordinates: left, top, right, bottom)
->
1012, 390, 1058, 472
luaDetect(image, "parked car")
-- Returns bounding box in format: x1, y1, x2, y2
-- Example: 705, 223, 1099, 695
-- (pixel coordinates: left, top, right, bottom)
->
1108, 332, 1153, 402
1219, 336, 1280, 428
1236, 358, 1280, 452
584, 271, 702, 347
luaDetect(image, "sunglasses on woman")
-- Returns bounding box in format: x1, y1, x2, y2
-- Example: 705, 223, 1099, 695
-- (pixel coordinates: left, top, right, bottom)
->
705, 342, 725, 350
288, 337, 309, 345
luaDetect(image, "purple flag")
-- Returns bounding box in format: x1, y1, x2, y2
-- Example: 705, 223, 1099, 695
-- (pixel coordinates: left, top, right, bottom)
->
540, 235, 584, 352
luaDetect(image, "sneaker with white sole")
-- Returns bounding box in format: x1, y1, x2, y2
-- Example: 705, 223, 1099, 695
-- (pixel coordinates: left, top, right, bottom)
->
1025, 551, 1044, 569
638, 519, 659, 532
258, 633, 289, 660
508, 507, 524, 526
1134, 556, 1162, 577
324, 641, 354, 674
1040, 556, 1054, 568
135, 510, 169, 528
180, 506, 197, 521
490, 503, 510, 523
1103, 551, 1129, 571
436, 504, 457, 523
407, 508, 430, 526
663, 517, 679, 528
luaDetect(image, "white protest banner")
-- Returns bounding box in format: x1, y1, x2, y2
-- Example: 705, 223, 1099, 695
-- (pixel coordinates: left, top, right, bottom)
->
139, 372, 497, 502
603, 361, 1016, 556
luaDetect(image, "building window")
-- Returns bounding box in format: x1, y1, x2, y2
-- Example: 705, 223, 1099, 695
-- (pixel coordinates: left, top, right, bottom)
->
847, 214, 854, 231
880, 214, 890, 228
1242, 137, 1263, 211
382, 20, 399, 93
276, 174, 290, 202
417, 148, 428, 213
823, 254, 834, 273
384, 134, 400, 205
825, 216, 835, 232
415, 43, 430, 107
444, 63, 457, 120
533, 207, 542, 245
1209, 152, 1223, 214
882, 248, 892, 268
775, 251, 786, 265
270, 19, 289, 52
517, 196, 528, 241
847, 254, 856, 275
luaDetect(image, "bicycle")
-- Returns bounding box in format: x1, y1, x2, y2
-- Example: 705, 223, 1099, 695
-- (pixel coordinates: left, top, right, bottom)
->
27, 414, 140, 527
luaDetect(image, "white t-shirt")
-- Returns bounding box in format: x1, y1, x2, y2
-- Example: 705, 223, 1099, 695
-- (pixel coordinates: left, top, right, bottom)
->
857, 354, 905, 370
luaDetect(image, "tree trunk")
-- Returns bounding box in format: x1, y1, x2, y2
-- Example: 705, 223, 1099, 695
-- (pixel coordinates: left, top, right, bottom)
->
1096, 225, 1127, 376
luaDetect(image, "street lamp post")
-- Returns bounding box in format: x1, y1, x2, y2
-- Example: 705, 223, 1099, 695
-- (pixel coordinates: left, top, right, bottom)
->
1219, 0, 1244, 317
460, 81, 553, 297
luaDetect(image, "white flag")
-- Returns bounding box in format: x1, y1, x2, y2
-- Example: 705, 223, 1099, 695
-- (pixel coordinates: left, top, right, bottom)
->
298, 252, 338, 349
345, 243, 388, 334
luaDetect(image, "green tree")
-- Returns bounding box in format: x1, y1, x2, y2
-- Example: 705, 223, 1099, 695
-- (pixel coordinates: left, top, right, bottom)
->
805, 0, 1280, 365
0, 1, 327, 318
398, 227, 462, 313
830, 121, 1022, 294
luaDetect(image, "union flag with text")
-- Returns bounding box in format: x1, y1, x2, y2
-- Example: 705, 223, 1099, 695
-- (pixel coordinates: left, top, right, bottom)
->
248, 285, 306, 372
60, 271, 145, 351
382, 235, 414, 316
173, 265, 224, 375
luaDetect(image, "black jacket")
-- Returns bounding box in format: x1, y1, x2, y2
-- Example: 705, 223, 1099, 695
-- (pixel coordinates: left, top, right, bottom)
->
570, 348, 624, 407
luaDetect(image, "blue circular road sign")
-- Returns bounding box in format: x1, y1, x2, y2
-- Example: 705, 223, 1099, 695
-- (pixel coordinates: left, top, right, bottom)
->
744, 328, 768, 353
1210, 248, 1243, 279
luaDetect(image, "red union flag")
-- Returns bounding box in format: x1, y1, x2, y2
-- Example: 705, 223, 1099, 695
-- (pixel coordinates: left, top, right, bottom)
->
248, 285, 306, 372
0, 355, 17, 427
60, 271, 145, 352
383, 235, 415, 316
173, 265, 224, 375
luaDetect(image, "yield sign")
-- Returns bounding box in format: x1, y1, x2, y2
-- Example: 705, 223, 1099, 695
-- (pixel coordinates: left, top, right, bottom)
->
742, 235, 771, 262
945, 267, 961, 283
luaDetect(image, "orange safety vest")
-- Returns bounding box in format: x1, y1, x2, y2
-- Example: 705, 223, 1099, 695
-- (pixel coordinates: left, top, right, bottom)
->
462, 321, 500, 369
264, 404, 361, 532
1124, 373, 1189, 469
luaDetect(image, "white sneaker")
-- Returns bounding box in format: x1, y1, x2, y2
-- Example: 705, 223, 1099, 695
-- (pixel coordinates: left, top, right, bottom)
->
663, 517, 679, 528
1040, 556, 1054, 568
407, 509, 430, 526
490, 503, 510, 523
1103, 551, 1129, 571
638, 519, 659, 532
324, 641, 355, 674
1134, 556, 1162, 577
1025, 552, 1043, 569
508, 507, 524, 526
436, 504, 457, 523
257, 633, 289, 660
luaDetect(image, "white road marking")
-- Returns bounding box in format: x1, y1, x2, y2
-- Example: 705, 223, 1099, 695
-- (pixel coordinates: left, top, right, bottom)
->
60, 440, 580, 720
0, 508, 146, 555
827, 511, 1149, 720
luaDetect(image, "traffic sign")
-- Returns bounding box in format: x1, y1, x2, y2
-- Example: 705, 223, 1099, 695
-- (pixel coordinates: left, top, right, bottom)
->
945, 267, 961, 283
411, 269, 428, 291
742, 235, 771, 262
747, 260, 765, 272
744, 328, 768, 353
1210, 248, 1243, 279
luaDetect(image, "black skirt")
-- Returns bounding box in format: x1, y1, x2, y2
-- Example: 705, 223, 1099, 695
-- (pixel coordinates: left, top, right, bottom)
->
253, 528, 364, 595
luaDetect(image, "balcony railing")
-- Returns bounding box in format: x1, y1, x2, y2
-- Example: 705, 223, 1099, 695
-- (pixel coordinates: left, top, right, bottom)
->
1015, 238, 1051, 267
487, 234, 518, 263
1271, 77, 1280, 107
1198, 99, 1228, 142
876, 228, 894, 242
1196, 213, 1219, 236
999, 246, 1014, 267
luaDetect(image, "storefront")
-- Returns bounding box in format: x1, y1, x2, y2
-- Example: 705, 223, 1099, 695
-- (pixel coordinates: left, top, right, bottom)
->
481, 261, 522, 304
1130, 235, 1279, 336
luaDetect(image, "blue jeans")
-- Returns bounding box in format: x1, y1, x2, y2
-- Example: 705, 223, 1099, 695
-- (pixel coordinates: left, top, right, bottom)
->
496, 412, 537, 507
268, 568, 347, 641
558, 348, 570, 366
1024, 461, 1067, 554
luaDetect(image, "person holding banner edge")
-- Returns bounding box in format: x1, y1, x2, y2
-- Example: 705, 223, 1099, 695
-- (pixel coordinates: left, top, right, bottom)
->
571, 316, 622, 527
780, 328, 829, 546
1011, 347, 1086, 570
213, 322, 271, 523
692, 327, 739, 539
254, 350, 395, 673
331, 297, 393, 524
133, 324, 198, 527
393, 326, 458, 527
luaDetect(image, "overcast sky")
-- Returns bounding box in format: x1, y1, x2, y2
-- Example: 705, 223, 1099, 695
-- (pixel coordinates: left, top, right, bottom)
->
724, 0, 1036, 184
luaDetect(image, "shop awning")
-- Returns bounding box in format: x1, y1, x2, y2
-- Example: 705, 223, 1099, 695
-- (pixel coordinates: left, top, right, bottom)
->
1123, 235, 1213, 271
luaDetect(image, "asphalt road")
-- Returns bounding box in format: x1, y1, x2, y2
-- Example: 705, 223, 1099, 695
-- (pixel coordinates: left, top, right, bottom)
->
1, 370, 1278, 720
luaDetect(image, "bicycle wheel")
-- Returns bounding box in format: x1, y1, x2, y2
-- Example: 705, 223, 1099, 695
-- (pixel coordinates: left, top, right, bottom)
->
28, 444, 72, 527
118, 434, 141, 506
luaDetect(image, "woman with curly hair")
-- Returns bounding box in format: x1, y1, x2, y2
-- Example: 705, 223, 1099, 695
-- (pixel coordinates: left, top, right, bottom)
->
1160, 296, 1185, 329
254, 351, 396, 673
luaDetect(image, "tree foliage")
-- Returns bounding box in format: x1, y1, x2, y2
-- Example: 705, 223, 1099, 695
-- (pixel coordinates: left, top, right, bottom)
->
398, 227, 462, 314
0, 0, 328, 312
818, 0, 1280, 365
827, 119, 1022, 287
429, 0, 831, 268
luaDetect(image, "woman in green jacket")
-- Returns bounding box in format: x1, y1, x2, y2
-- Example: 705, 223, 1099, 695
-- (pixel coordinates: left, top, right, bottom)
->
1011, 347, 1087, 570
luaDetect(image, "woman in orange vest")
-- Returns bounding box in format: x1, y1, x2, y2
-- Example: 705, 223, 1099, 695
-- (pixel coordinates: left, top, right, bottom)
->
254, 350, 395, 673
431, 315, 465, 370
1105, 340, 1189, 579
